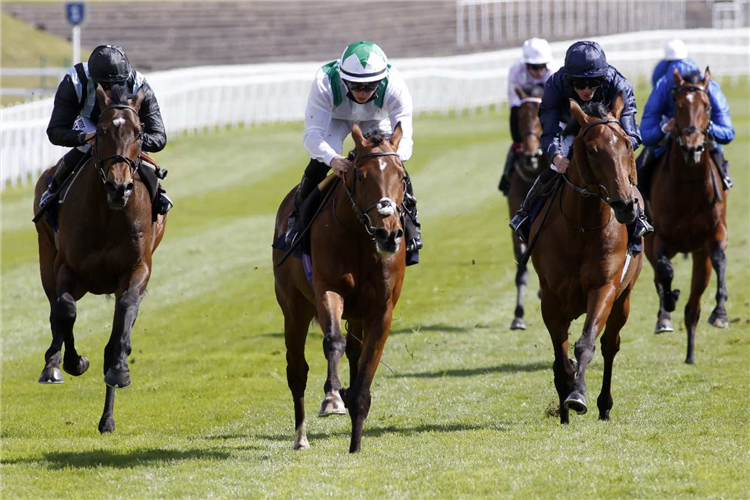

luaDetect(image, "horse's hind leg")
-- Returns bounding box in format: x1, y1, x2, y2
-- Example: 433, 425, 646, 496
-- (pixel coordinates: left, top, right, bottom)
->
55, 266, 90, 377
316, 290, 347, 417
540, 289, 574, 424
597, 291, 629, 420
282, 293, 315, 450
511, 241, 529, 330
708, 238, 729, 329
683, 250, 712, 365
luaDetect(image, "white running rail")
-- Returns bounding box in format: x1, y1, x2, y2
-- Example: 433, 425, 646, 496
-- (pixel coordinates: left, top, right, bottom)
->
2, 28, 748, 189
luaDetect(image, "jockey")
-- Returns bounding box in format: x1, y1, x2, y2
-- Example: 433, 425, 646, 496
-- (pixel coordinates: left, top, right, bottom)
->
498, 38, 555, 194
285, 41, 421, 253
651, 39, 695, 87
637, 60, 735, 198
40, 45, 171, 214
509, 40, 653, 239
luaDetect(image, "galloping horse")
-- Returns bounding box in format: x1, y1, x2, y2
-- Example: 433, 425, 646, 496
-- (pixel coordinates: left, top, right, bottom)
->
529, 94, 643, 423
506, 85, 550, 330
273, 123, 407, 453
645, 68, 728, 364
33, 85, 168, 433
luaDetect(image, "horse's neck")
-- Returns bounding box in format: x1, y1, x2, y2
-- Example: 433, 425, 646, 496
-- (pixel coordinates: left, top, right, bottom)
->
333, 182, 370, 238
564, 163, 609, 227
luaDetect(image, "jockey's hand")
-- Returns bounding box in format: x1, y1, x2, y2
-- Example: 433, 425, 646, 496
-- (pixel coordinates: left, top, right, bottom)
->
83, 132, 96, 144
661, 118, 676, 134
552, 155, 570, 173
331, 156, 353, 178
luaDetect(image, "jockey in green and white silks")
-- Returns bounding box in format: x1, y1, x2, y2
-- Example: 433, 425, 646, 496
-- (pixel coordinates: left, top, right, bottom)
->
286, 41, 422, 255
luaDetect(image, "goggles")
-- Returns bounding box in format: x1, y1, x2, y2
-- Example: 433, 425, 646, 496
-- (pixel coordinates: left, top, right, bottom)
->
344, 79, 381, 92
526, 63, 547, 72
570, 78, 603, 90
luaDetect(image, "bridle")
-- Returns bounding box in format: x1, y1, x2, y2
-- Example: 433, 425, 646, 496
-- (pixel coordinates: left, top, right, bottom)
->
518, 97, 544, 169
562, 118, 629, 205
671, 85, 711, 163
341, 151, 404, 236
92, 103, 143, 185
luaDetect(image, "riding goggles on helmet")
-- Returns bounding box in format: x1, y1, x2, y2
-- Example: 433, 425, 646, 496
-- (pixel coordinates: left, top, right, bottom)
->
570, 77, 603, 90
344, 79, 381, 92
526, 63, 547, 72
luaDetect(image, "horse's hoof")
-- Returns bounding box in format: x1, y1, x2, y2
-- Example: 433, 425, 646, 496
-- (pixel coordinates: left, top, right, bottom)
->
708, 312, 729, 329
318, 390, 346, 416
38, 367, 64, 384
685, 357, 695, 365
564, 392, 588, 415
104, 368, 131, 388
63, 356, 90, 377
510, 317, 527, 330
98, 416, 115, 434
654, 319, 674, 334
292, 423, 309, 450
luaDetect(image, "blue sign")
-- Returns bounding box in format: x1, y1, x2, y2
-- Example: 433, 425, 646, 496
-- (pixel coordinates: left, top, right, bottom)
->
65, 2, 86, 26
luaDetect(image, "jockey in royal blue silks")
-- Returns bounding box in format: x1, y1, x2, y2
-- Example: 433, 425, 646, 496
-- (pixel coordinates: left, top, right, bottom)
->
637, 58, 736, 199
651, 39, 696, 88
509, 40, 653, 241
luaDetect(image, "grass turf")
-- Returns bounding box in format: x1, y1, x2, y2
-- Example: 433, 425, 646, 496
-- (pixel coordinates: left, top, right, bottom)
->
1, 85, 748, 498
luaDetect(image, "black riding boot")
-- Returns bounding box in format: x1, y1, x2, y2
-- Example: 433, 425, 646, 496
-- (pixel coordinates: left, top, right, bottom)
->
40, 149, 88, 208
709, 146, 733, 190
631, 201, 655, 240
636, 146, 657, 201
498, 143, 520, 195
285, 159, 329, 246
403, 173, 422, 252
508, 168, 557, 233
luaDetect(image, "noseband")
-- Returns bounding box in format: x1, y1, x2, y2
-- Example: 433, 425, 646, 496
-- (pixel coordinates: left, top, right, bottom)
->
671, 85, 711, 161
93, 104, 143, 185
342, 151, 404, 236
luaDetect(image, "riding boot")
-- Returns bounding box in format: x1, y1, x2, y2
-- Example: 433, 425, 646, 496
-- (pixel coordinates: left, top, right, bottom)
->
636, 146, 657, 201
285, 159, 329, 246
403, 172, 422, 252
709, 146, 733, 190
631, 202, 655, 240
508, 167, 557, 233
39, 148, 87, 208
498, 143, 522, 195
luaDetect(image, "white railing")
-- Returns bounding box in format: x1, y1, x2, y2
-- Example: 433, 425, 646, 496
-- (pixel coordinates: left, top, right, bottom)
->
2, 28, 748, 189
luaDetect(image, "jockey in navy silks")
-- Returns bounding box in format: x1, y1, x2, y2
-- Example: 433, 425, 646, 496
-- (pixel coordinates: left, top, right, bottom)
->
637, 59, 735, 199
509, 40, 653, 240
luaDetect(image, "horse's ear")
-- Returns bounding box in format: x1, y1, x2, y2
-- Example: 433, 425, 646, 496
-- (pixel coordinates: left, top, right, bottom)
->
390, 122, 403, 150
515, 85, 527, 100
611, 92, 625, 120
131, 88, 147, 111
673, 67, 684, 87
351, 123, 367, 148
703, 66, 711, 86
569, 99, 589, 127
95, 84, 111, 109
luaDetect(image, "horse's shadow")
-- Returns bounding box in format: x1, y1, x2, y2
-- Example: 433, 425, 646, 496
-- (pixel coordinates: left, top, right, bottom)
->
2, 447, 236, 470
393, 361, 548, 379
389, 323, 480, 335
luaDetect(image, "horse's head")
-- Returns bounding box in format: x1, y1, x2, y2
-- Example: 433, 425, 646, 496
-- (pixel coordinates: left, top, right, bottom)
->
569, 93, 638, 224
348, 123, 406, 255
94, 84, 145, 210
515, 85, 544, 173
672, 67, 712, 166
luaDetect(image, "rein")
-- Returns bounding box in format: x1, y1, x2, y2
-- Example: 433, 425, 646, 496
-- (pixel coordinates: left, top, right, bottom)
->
93, 104, 142, 185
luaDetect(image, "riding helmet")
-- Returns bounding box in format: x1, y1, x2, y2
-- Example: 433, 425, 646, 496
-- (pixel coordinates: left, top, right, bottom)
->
88, 45, 132, 83
564, 41, 608, 79
339, 41, 388, 83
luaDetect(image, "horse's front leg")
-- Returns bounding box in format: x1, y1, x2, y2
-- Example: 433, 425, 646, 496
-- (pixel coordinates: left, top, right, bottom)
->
511, 239, 529, 330
316, 290, 347, 416
99, 264, 150, 434
708, 238, 729, 329
343, 307, 393, 453
55, 265, 90, 378
646, 235, 678, 333
566, 285, 617, 417
540, 288, 574, 424
597, 290, 630, 420
683, 250, 712, 365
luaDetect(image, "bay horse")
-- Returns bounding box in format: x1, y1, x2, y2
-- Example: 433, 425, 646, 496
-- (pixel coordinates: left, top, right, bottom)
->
273, 123, 407, 453
644, 67, 728, 364
33, 85, 168, 433
529, 93, 643, 423
506, 85, 550, 330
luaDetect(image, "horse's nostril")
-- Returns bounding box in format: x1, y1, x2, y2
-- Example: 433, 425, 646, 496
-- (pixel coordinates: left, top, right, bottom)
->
125, 182, 135, 193
374, 229, 388, 241
395, 229, 404, 239
104, 181, 117, 193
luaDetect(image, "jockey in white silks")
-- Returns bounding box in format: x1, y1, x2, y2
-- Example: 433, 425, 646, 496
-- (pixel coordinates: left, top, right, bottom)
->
286, 41, 422, 255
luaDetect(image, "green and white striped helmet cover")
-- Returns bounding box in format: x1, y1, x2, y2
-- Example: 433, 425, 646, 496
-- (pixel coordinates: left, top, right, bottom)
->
339, 41, 388, 83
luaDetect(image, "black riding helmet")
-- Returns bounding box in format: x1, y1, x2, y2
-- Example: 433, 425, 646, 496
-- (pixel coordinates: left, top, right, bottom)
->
88, 45, 131, 84
564, 41, 608, 80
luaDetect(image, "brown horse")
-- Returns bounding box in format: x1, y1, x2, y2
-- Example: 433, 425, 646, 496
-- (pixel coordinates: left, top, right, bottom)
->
506, 85, 550, 330
33, 85, 167, 433
645, 67, 728, 364
273, 123, 407, 453
529, 93, 643, 423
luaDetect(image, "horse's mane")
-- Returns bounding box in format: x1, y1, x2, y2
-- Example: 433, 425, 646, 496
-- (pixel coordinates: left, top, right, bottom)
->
363, 129, 392, 147
108, 84, 132, 105
581, 101, 610, 119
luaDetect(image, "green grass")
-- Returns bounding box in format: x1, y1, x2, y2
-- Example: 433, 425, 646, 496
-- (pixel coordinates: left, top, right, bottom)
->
1, 84, 749, 498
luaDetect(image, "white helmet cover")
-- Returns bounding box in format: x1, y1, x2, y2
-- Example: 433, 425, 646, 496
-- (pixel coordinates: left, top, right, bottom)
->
339, 41, 388, 83
663, 39, 688, 61
522, 38, 553, 65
